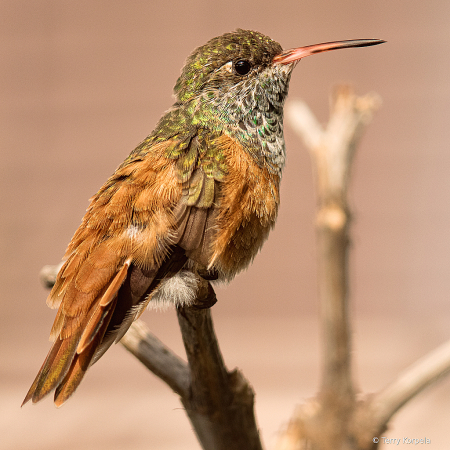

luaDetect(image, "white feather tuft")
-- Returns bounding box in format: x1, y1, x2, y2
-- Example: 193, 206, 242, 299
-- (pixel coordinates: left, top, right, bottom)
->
150, 270, 199, 310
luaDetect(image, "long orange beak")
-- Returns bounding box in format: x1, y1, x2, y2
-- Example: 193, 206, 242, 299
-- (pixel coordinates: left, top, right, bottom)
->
273, 39, 385, 65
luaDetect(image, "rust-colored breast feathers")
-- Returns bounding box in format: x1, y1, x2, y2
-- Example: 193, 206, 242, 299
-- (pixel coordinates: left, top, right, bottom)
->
209, 134, 280, 278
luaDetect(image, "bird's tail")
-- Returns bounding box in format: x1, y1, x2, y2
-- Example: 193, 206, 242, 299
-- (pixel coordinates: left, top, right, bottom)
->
22, 259, 131, 407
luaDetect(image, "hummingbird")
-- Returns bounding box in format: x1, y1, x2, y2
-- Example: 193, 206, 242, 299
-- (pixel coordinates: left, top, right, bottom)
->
23, 29, 384, 407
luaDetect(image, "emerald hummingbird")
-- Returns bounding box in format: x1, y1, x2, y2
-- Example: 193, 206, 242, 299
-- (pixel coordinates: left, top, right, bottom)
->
23, 29, 384, 407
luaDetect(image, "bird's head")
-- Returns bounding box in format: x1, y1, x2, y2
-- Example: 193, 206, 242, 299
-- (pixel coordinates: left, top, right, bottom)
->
167, 30, 383, 173
174, 29, 382, 114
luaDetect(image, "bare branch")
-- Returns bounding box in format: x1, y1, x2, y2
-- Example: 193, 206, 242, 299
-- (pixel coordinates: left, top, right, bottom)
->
120, 320, 190, 398
279, 87, 450, 450
276, 87, 381, 449
370, 338, 450, 429
176, 280, 263, 450
286, 101, 324, 149
39, 263, 63, 288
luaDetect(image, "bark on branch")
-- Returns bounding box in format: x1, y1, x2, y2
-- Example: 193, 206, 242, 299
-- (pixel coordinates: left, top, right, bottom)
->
120, 319, 190, 398
176, 297, 262, 450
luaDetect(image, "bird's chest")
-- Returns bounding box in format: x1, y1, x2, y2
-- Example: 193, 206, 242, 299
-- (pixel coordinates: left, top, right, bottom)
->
208, 135, 280, 279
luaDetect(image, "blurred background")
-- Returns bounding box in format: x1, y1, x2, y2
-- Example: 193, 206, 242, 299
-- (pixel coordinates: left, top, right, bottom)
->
1, 1, 450, 449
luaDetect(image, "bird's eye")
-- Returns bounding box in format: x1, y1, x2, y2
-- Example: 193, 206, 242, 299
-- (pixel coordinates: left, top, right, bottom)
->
234, 59, 252, 76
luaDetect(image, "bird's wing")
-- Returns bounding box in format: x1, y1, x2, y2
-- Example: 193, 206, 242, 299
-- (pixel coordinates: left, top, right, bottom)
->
23, 131, 227, 407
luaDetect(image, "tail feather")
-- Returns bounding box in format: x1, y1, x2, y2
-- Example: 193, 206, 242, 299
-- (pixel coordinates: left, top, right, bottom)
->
22, 260, 131, 407
77, 259, 131, 354
54, 296, 118, 407
22, 333, 80, 406
23, 242, 190, 407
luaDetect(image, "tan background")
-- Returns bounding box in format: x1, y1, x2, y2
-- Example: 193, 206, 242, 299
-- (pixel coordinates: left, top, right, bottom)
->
1, 1, 450, 449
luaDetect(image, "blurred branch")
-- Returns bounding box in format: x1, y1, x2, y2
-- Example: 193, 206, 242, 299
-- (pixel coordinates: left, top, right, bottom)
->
369, 338, 450, 430
277, 86, 376, 449
39, 263, 63, 288
277, 85, 450, 450
289, 86, 381, 422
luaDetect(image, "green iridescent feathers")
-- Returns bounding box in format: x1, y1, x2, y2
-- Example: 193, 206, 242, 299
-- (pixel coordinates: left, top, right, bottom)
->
119, 115, 226, 210
165, 130, 226, 208
174, 29, 282, 103
122, 28, 291, 182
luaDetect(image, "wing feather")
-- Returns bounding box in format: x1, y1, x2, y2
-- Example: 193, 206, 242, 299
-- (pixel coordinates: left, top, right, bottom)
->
24, 131, 230, 406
